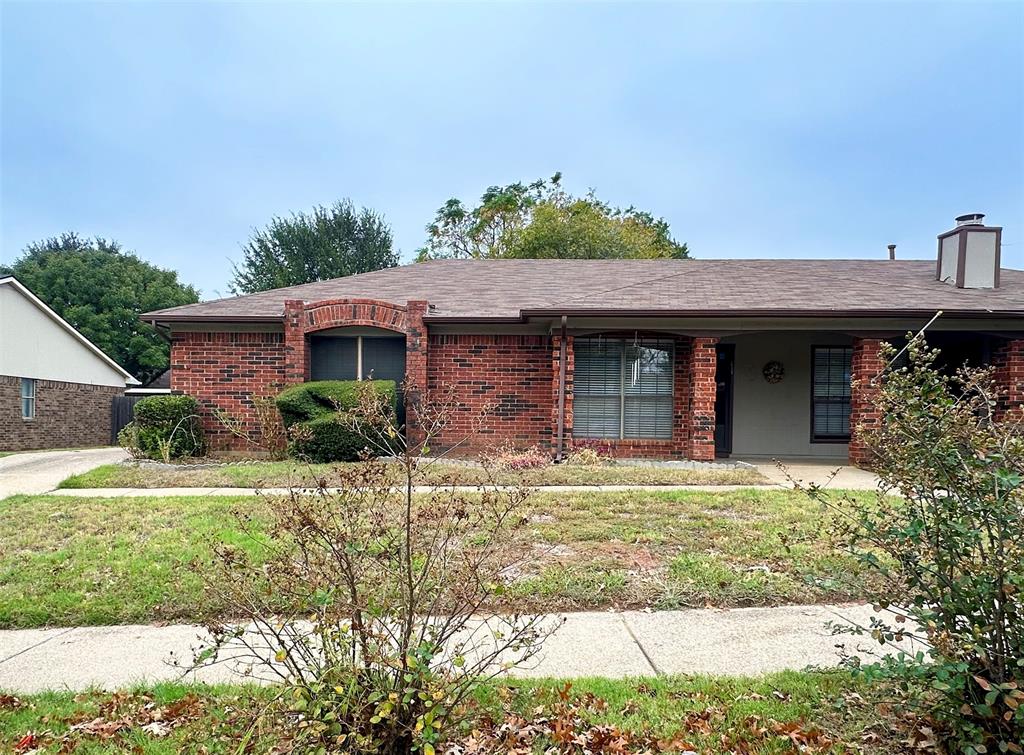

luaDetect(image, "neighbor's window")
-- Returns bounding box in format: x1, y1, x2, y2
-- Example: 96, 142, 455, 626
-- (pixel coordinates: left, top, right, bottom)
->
574, 337, 674, 440
20, 378, 35, 420
811, 347, 852, 441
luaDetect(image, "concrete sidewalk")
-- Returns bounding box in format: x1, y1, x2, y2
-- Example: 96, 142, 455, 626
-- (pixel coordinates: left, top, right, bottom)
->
0, 603, 914, 693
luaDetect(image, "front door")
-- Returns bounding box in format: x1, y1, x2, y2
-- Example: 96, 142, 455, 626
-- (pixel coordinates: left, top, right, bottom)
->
714, 345, 735, 456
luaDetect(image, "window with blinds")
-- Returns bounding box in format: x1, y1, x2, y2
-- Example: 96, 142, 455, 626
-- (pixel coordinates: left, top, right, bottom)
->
574, 338, 674, 440
811, 346, 852, 441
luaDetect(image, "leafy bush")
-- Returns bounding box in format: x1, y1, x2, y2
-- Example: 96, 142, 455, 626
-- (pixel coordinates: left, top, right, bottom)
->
286, 413, 383, 463
119, 395, 204, 461
799, 337, 1024, 753
275, 380, 394, 426
275, 380, 397, 462
193, 389, 548, 753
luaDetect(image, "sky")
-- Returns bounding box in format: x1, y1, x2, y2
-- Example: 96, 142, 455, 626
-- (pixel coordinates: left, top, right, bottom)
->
2, 1, 1022, 299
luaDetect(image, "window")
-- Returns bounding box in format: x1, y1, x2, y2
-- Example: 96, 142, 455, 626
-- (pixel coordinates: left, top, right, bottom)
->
811, 347, 852, 441
310, 336, 405, 383
20, 378, 35, 420
574, 338, 674, 440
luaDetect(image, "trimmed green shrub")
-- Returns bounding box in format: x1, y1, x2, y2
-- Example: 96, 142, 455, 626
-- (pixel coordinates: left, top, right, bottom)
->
120, 394, 205, 461
275, 380, 397, 462
275, 380, 395, 425
287, 414, 381, 463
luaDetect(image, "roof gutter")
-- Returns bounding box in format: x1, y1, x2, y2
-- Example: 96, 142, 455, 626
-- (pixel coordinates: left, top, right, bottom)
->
141, 314, 284, 324
519, 307, 1024, 320
145, 307, 1024, 327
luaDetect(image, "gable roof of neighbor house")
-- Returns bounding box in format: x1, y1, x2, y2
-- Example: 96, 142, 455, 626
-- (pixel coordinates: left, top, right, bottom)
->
0, 275, 139, 383
143, 259, 1024, 324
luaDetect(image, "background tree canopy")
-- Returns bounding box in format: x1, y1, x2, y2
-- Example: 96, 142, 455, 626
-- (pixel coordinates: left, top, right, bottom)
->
1, 233, 200, 383
230, 200, 397, 294
417, 173, 689, 261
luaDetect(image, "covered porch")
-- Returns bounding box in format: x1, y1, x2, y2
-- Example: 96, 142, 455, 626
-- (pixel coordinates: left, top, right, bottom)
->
550, 320, 1024, 466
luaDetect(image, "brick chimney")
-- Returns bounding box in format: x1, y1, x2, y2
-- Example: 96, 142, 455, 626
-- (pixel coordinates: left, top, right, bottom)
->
936, 213, 1002, 289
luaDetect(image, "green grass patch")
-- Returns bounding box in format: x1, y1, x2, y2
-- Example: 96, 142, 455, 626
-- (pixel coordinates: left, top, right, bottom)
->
0, 489, 873, 628
59, 459, 767, 489
0, 672, 900, 753
0, 494, 268, 627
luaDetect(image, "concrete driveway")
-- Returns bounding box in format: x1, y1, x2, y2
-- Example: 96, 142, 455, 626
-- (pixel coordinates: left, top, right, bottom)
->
0, 447, 128, 499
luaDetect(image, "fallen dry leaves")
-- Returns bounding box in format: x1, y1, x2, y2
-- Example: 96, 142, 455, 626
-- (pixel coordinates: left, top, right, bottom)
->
9, 689, 273, 754
446, 682, 841, 755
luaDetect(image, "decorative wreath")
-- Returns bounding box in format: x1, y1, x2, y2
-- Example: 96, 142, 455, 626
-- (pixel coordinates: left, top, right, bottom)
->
762, 361, 785, 384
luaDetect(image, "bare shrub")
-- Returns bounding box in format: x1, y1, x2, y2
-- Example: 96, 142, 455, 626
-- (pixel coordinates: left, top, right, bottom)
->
482, 442, 550, 471
192, 384, 551, 753
564, 439, 614, 467
211, 392, 287, 459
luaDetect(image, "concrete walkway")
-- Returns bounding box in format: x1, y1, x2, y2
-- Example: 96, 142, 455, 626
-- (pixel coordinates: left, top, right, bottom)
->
50, 483, 786, 497
749, 460, 881, 491
0, 447, 128, 499
0, 603, 915, 693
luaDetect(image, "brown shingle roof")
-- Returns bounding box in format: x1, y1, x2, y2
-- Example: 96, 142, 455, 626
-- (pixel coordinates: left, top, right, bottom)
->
143, 259, 1024, 322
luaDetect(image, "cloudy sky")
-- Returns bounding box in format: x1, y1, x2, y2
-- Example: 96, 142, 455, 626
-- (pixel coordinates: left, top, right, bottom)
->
2, 1, 1021, 297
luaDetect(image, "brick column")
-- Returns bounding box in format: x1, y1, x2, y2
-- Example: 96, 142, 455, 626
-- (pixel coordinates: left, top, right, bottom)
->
404, 300, 429, 446
283, 300, 308, 384
992, 338, 1024, 421
551, 334, 574, 454
848, 337, 885, 467
686, 336, 718, 461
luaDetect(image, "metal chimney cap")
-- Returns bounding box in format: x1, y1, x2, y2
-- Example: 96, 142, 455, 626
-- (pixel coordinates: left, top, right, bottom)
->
955, 213, 986, 226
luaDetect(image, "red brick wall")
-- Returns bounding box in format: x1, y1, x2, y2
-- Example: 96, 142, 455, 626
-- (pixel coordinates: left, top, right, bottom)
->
426, 334, 554, 452
404, 302, 429, 445
848, 337, 885, 467
170, 331, 288, 451
0, 374, 122, 451
685, 337, 719, 461
171, 319, 725, 461
992, 338, 1024, 421
551, 334, 573, 456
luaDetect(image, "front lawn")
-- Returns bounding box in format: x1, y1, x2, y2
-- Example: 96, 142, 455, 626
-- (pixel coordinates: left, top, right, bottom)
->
59, 459, 768, 489
0, 672, 904, 753
0, 489, 873, 628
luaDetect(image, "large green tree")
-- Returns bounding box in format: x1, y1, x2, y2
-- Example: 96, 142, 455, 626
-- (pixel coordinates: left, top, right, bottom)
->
0, 233, 199, 383
230, 200, 397, 294
417, 173, 689, 260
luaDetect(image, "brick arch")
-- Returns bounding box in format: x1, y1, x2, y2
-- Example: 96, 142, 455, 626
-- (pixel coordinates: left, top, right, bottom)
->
282, 299, 428, 397
301, 299, 408, 335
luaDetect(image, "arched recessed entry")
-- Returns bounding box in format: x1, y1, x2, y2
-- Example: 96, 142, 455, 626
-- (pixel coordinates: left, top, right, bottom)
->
309, 326, 406, 384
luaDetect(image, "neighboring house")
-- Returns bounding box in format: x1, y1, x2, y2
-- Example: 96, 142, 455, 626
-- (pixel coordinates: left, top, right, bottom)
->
143, 215, 1023, 465
0, 276, 138, 451
125, 368, 171, 397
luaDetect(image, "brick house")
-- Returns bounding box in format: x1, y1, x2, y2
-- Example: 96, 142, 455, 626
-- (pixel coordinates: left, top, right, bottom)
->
143, 215, 1023, 465
1, 276, 138, 451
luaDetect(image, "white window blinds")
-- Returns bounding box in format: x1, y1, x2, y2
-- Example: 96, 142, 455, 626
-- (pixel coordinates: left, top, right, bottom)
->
574, 338, 674, 440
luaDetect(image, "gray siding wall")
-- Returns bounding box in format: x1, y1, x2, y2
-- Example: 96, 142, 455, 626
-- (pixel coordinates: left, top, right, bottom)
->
721, 332, 851, 459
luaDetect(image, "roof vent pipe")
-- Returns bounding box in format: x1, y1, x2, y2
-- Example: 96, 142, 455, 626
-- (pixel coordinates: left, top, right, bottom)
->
887, 244, 896, 260
936, 213, 1002, 289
